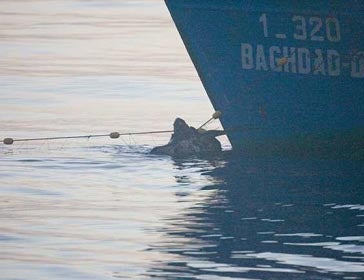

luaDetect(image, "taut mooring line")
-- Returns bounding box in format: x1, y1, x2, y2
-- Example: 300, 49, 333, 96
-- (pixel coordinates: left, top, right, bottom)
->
2, 130, 175, 145
197, 110, 222, 130
3, 111, 224, 145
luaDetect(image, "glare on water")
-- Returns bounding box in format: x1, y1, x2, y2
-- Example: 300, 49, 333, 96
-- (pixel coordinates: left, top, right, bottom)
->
0, 1, 363, 280
0, 0, 215, 140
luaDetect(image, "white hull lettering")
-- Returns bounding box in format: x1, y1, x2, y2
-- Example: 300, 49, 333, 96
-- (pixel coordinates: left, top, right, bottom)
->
327, 50, 340, 76
241, 43, 363, 78
241, 43, 254, 69
351, 52, 364, 78
297, 48, 311, 74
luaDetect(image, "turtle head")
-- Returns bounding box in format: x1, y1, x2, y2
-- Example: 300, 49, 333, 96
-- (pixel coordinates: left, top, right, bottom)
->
174, 118, 188, 130
173, 118, 192, 137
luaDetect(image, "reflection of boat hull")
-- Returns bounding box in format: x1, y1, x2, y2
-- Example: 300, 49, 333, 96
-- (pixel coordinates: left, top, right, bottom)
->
165, 0, 364, 158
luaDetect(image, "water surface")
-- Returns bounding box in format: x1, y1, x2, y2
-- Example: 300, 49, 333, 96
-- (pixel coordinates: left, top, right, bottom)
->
0, 1, 363, 279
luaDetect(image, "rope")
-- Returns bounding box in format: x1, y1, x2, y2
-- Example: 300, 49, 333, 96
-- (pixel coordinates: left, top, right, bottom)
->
3, 130, 174, 145
197, 111, 222, 130
2, 111, 262, 146
3, 111, 225, 145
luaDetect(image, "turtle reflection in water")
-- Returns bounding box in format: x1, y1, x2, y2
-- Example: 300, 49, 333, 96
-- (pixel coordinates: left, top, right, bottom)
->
151, 118, 225, 157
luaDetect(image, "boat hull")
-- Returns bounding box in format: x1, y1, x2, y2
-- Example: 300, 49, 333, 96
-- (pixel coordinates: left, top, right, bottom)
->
165, 0, 364, 158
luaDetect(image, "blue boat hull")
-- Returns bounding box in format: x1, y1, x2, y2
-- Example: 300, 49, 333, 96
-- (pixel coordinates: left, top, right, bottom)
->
165, 0, 364, 158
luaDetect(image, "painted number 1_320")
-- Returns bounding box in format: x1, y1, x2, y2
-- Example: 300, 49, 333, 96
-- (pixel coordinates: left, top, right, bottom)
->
259, 13, 341, 42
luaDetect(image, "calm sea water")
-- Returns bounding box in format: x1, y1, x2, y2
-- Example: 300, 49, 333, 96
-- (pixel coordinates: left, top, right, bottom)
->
0, 1, 363, 279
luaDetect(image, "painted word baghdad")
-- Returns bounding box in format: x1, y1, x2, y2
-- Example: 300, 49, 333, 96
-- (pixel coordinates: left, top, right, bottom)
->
241, 43, 364, 78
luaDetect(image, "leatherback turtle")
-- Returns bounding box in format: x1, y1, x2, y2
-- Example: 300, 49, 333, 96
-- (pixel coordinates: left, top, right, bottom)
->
151, 118, 225, 157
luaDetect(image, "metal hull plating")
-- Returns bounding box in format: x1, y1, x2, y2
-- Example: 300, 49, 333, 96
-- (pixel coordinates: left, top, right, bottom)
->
165, 0, 364, 158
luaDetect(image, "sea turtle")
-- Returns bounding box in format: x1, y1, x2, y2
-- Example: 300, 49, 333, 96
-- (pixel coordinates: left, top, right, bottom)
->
151, 118, 225, 157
